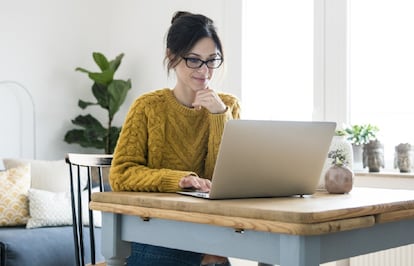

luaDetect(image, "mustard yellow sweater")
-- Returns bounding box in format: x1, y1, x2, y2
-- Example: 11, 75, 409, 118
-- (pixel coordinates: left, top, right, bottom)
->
109, 88, 240, 192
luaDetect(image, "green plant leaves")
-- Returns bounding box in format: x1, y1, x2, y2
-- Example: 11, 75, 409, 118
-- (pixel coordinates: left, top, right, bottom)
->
78, 99, 96, 109
75, 67, 90, 74
92, 82, 109, 109
109, 53, 124, 72
108, 79, 131, 119
89, 69, 115, 85
64, 114, 106, 149
93, 52, 110, 71
344, 124, 379, 146
65, 52, 131, 154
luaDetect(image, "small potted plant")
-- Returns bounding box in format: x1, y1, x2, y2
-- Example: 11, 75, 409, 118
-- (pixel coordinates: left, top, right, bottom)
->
324, 149, 354, 194
344, 124, 379, 167
318, 129, 353, 190
344, 124, 379, 146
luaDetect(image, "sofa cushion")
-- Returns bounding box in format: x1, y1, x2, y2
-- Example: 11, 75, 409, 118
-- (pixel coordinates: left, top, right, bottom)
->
2, 158, 88, 193
0, 226, 104, 266
25, 188, 102, 229
0, 164, 30, 226
26, 189, 72, 229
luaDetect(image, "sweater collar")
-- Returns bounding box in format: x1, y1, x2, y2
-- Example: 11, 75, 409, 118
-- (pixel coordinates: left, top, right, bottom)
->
165, 89, 207, 117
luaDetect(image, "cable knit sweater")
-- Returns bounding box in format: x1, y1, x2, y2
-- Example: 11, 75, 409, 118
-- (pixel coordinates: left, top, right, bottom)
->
109, 88, 240, 192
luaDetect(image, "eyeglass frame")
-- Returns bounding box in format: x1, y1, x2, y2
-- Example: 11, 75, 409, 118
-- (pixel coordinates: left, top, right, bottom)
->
181, 56, 223, 69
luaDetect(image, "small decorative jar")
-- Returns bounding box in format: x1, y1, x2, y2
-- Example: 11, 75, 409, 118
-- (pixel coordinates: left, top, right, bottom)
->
325, 164, 354, 194
318, 135, 353, 190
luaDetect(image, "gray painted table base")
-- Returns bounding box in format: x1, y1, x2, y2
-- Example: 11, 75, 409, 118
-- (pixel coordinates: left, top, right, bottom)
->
100, 212, 414, 266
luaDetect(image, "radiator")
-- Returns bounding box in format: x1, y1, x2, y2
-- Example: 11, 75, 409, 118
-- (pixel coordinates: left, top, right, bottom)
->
350, 244, 414, 266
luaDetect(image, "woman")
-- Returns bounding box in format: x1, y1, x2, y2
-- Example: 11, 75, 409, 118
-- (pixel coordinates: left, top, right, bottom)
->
110, 11, 240, 266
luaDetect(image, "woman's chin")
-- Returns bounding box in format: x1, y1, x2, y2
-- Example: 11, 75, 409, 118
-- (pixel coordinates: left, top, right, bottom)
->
192, 85, 208, 91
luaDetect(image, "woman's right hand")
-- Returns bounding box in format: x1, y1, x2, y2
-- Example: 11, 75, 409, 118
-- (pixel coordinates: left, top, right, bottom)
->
179, 175, 212, 192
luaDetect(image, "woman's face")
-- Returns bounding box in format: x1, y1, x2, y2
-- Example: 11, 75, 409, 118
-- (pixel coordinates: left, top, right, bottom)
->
174, 37, 221, 93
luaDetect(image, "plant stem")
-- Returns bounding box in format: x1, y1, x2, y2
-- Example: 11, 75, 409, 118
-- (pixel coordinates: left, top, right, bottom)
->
107, 116, 112, 154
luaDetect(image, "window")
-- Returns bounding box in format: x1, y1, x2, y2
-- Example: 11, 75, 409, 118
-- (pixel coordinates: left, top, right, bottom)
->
241, 0, 314, 121
349, 0, 414, 169
242, 0, 414, 171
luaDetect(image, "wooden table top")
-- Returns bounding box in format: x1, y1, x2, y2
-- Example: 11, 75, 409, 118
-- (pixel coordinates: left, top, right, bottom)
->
90, 187, 414, 235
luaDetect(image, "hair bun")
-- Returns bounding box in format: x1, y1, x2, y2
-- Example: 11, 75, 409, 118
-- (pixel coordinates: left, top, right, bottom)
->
171, 11, 192, 24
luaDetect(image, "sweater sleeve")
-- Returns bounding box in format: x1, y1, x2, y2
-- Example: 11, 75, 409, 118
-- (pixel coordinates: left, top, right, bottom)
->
109, 95, 196, 192
204, 94, 241, 179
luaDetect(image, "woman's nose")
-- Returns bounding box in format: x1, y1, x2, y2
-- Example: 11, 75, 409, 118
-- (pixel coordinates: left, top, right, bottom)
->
197, 63, 209, 73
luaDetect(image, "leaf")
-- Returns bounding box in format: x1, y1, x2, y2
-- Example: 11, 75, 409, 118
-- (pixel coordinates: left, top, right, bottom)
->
75, 67, 91, 74
88, 69, 115, 85
93, 52, 110, 71
64, 129, 105, 149
91, 83, 109, 109
66, 115, 107, 149
78, 99, 96, 109
108, 79, 132, 119
71, 114, 106, 137
109, 53, 124, 72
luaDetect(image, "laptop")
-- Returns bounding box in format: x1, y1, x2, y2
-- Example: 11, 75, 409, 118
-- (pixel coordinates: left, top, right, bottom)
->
178, 119, 336, 199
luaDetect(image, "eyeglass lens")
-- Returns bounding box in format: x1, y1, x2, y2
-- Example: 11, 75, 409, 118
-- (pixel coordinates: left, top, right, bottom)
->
184, 57, 223, 69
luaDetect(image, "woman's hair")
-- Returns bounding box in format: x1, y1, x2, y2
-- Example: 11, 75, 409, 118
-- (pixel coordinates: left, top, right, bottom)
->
164, 11, 224, 74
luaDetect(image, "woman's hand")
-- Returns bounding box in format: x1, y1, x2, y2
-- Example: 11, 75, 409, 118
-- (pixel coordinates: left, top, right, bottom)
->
192, 88, 227, 114
179, 175, 212, 192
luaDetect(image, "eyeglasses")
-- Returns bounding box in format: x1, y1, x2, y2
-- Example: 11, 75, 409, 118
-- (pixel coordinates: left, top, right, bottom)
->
181, 57, 223, 69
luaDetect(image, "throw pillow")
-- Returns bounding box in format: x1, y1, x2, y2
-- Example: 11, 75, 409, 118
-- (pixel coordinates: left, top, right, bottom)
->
0, 164, 31, 226
26, 188, 102, 229
26, 188, 72, 229
3, 158, 88, 193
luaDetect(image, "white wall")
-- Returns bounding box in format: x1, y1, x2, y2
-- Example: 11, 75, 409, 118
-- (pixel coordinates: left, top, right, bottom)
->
0, 0, 242, 159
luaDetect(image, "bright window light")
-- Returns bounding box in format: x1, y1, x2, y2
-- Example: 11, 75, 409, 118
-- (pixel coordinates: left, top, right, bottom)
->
241, 0, 314, 121
349, 0, 414, 169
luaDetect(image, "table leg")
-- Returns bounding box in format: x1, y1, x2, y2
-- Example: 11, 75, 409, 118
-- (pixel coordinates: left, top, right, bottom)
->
279, 235, 320, 266
102, 212, 130, 266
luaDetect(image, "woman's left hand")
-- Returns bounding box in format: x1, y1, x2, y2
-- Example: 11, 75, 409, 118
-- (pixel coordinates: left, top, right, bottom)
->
192, 88, 227, 114
179, 175, 212, 192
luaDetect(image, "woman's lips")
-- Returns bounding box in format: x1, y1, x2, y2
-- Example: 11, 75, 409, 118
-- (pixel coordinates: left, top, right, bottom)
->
193, 76, 208, 83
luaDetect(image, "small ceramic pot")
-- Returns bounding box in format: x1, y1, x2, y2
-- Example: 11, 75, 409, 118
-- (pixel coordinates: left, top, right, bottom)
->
325, 165, 354, 194
318, 136, 353, 189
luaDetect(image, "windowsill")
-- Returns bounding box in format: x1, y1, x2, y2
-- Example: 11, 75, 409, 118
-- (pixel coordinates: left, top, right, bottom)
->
354, 171, 414, 179
354, 170, 414, 190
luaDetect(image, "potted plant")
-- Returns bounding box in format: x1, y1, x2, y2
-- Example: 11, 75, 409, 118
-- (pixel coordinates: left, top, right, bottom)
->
64, 52, 132, 154
344, 124, 379, 146
324, 149, 354, 194
344, 124, 379, 168
318, 130, 353, 190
